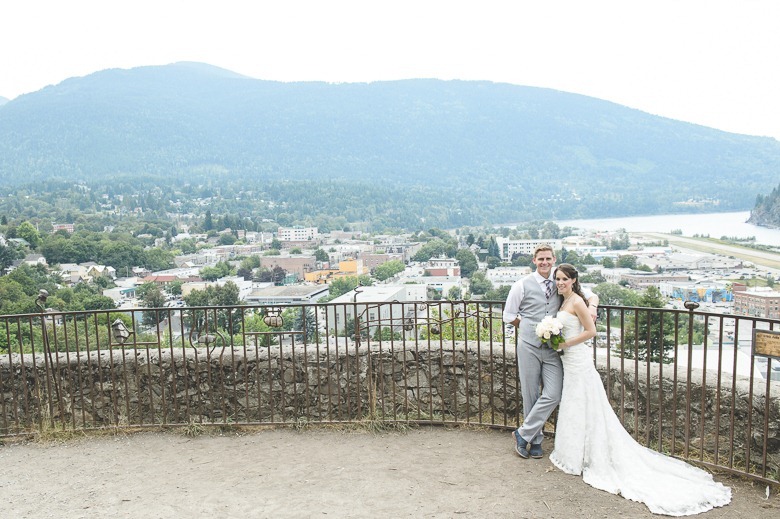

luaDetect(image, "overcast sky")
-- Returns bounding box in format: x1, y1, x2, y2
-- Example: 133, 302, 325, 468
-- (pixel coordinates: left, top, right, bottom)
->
2, 1, 779, 140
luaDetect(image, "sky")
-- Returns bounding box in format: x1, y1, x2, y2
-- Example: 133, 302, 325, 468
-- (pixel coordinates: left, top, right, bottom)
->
2, 1, 779, 140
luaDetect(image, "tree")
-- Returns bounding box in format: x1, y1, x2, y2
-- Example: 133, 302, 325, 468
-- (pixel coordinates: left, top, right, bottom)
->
455, 248, 478, 277
468, 271, 493, 295
416, 303, 503, 342
143, 248, 174, 271
327, 275, 372, 299
373, 260, 406, 281
593, 282, 640, 307
101, 241, 145, 272
412, 238, 457, 262
271, 266, 287, 285
602, 257, 615, 268
606, 231, 630, 250
237, 256, 261, 280
0, 242, 19, 272
487, 237, 501, 259
541, 221, 560, 239
484, 284, 511, 302
486, 256, 502, 269
218, 233, 237, 245
169, 279, 183, 296
579, 271, 606, 284
199, 260, 233, 281
618, 287, 674, 363
446, 286, 463, 300
617, 255, 638, 269
134, 282, 157, 299
293, 307, 317, 342
558, 249, 582, 268
314, 248, 330, 262
141, 284, 166, 326
17, 221, 42, 249
184, 282, 243, 336
176, 238, 198, 254
511, 253, 533, 267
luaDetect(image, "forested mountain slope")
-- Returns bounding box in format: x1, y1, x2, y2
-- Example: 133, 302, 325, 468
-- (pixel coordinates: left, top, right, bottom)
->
749, 184, 780, 228
1, 62, 778, 229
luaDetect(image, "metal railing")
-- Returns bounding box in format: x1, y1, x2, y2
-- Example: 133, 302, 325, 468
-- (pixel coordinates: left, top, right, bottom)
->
0, 300, 777, 484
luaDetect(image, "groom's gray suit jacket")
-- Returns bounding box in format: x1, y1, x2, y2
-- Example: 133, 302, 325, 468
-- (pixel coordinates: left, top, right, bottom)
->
517, 275, 562, 349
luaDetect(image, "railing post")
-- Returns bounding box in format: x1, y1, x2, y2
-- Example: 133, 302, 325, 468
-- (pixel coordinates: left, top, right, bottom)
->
682, 300, 699, 457
35, 289, 60, 429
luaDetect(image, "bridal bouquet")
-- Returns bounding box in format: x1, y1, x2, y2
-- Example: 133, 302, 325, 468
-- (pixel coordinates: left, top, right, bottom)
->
535, 316, 565, 351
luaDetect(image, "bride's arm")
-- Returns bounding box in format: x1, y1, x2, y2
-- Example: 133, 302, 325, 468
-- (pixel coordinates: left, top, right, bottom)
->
561, 298, 597, 348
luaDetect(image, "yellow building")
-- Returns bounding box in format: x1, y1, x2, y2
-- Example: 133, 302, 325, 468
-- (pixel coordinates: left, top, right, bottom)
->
304, 258, 367, 284
337, 258, 367, 276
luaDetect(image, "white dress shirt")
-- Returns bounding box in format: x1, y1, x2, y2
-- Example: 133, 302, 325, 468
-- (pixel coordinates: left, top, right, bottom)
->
502, 271, 593, 324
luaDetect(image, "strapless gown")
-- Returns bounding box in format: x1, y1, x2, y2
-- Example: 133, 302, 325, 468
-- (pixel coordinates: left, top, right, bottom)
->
549, 311, 731, 516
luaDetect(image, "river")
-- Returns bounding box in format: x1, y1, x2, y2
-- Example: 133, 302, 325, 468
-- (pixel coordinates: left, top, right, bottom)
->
554, 211, 780, 247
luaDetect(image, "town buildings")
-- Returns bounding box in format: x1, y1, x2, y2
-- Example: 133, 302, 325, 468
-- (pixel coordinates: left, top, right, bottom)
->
733, 285, 780, 319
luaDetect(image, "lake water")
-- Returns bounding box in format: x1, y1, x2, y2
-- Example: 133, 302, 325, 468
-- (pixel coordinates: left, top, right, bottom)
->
554, 211, 780, 246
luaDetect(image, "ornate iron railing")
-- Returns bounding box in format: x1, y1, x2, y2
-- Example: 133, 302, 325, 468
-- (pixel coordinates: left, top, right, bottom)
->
0, 300, 777, 484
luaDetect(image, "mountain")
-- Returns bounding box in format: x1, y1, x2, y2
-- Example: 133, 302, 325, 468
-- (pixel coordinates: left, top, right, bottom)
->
748, 184, 780, 228
1, 61, 779, 229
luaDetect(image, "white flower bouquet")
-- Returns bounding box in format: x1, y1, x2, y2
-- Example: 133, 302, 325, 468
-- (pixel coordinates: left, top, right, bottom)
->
535, 316, 565, 350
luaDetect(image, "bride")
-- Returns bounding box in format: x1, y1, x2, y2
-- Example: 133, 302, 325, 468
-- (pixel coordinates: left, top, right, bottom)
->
548, 263, 731, 516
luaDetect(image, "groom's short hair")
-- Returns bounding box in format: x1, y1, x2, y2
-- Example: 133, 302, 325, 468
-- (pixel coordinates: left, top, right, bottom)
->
533, 244, 555, 258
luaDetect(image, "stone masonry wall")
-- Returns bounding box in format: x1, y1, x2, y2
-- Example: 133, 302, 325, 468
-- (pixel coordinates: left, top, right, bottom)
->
1, 343, 777, 478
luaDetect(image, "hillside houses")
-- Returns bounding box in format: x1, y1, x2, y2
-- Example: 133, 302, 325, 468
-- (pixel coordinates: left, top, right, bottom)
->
54, 262, 116, 285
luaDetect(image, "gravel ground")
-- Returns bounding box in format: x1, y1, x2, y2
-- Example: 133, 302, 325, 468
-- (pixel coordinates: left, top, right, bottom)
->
0, 426, 777, 518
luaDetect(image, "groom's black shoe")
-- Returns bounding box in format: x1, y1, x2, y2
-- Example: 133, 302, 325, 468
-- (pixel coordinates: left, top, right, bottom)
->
529, 442, 544, 459
513, 430, 530, 459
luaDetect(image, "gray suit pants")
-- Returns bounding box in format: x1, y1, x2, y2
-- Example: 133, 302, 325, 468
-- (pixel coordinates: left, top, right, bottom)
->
517, 342, 563, 445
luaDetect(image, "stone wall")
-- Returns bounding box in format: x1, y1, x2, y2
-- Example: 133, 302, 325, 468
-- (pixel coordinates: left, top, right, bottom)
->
1, 343, 777, 479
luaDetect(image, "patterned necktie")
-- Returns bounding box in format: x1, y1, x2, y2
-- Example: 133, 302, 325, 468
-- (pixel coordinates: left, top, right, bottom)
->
544, 279, 554, 299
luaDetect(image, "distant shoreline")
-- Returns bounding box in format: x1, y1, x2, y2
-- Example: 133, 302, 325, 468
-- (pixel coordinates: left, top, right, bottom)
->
497, 210, 780, 248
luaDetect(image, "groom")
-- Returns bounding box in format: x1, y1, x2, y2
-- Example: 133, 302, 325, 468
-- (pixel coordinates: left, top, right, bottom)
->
502, 244, 598, 458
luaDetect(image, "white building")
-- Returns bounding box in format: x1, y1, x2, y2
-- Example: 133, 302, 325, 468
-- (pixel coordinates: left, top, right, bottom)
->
326, 285, 427, 336
182, 276, 254, 300
485, 266, 532, 287
494, 238, 563, 261
397, 263, 464, 298
244, 284, 330, 305
641, 252, 742, 272
278, 226, 319, 242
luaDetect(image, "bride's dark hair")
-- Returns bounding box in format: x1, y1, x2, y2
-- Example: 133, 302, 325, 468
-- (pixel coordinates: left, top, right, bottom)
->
555, 263, 589, 307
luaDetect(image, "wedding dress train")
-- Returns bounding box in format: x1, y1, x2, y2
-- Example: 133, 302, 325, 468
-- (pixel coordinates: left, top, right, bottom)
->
549, 311, 731, 516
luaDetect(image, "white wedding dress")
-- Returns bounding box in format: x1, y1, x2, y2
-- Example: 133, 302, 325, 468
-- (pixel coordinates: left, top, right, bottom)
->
549, 311, 731, 516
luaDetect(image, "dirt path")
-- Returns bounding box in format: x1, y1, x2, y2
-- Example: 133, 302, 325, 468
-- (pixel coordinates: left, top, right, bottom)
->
0, 427, 777, 518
